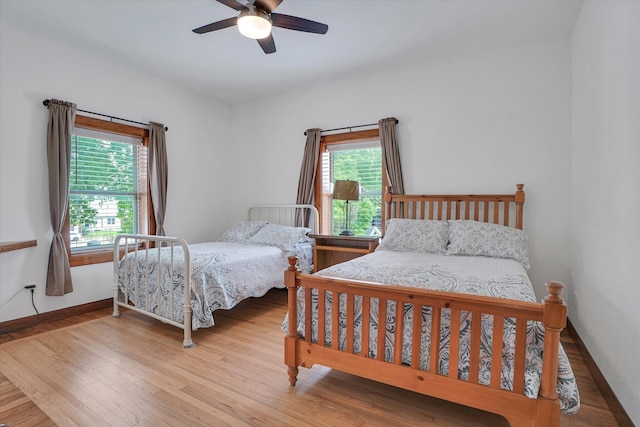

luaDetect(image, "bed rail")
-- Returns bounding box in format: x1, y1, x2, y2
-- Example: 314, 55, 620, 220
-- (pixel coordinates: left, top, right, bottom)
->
284, 256, 566, 426
113, 234, 194, 348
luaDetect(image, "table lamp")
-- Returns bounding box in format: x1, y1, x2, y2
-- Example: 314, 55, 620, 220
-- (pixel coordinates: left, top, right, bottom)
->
333, 180, 360, 236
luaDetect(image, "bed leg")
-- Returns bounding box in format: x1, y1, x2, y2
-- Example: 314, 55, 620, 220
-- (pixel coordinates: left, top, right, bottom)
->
288, 366, 299, 386
182, 323, 195, 348
112, 283, 121, 318
284, 256, 300, 386
182, 308, 195, 348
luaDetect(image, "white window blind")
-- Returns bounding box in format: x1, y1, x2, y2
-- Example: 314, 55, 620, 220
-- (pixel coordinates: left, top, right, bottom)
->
69, 130, 148, 251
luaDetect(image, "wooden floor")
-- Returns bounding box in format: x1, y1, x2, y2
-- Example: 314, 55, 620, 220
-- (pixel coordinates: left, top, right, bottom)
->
0, 289, 622, 427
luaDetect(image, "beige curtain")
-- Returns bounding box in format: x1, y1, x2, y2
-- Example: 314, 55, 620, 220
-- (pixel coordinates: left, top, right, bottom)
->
379, 117, 404, 194
295, 128, 322, 226
149, 122, 168, 236
46, 99, 77, 296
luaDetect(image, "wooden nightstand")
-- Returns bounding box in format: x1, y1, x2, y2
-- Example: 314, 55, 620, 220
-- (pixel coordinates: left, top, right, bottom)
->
310, 234, 379, 272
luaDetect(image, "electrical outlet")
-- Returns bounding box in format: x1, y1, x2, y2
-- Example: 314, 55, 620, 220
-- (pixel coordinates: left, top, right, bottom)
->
24, 282, 36, 290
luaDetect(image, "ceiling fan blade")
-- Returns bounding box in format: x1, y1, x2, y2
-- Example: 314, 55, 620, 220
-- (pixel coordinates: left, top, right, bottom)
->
216, 0, 247, 12
257, 34, 276, 54
254, 0, 283, 13
193, 17, 238, 34
271, 13, 328, 34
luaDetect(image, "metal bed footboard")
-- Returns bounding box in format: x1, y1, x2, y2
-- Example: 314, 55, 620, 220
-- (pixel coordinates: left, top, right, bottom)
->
113, 234, 195, 348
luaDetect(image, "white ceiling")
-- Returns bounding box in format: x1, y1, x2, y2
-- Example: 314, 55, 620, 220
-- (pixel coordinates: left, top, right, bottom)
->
0, 0, 583, 105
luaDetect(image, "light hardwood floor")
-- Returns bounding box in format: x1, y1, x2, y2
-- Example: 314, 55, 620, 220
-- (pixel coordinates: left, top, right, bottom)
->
0, 289, 622, 426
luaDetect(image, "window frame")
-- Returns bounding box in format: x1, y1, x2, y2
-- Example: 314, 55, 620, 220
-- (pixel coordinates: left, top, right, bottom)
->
314, 128, 389, 235
66, 115, 156, 267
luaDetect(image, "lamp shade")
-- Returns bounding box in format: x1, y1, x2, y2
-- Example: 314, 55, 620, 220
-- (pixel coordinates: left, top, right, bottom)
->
333, 180, 360, 201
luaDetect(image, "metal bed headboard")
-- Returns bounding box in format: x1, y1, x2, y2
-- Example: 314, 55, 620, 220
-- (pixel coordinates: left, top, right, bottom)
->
247, 204, 319, 234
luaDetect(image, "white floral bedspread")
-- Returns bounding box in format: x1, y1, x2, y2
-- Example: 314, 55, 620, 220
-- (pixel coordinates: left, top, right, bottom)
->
284, 249, 580, 414
119, 241, 312, 330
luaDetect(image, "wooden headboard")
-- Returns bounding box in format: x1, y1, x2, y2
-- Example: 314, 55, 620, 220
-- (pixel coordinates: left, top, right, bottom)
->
382, 183, 525, 234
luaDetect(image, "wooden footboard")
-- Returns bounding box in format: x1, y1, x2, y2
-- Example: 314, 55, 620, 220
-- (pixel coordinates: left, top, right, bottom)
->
284, 257, 567, 427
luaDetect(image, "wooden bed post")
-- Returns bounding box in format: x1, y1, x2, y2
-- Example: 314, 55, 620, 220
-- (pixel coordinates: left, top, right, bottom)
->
515, 183, 525, 230
284, 256, 300, 386
382, 186, 393, 235
537, 281, 566, 425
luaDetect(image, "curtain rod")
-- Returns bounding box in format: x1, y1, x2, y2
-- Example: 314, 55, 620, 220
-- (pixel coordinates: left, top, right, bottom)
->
42, 99, 168, 131
304, 119, 398, 136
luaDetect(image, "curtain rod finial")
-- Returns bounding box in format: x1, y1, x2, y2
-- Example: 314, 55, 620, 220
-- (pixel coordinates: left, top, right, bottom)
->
43, 99, 50, 107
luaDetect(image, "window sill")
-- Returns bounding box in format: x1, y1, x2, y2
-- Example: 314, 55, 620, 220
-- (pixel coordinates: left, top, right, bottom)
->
70, 250, 113, 266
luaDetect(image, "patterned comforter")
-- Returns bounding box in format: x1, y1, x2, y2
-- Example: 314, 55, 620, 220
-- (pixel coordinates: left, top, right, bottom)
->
119, 241, 312, 330
285, 249, 580, 414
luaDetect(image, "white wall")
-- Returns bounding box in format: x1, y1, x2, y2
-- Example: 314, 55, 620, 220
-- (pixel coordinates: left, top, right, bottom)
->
571, 1, 640, 423
0, 23, 232, 322
231, 37, 573, 303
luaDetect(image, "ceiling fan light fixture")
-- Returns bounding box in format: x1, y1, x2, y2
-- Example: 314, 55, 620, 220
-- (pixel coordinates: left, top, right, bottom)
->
237, 8, 272, 39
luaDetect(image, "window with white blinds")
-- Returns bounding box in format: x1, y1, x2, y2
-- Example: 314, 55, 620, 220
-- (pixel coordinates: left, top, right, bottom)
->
69, 128, 149, 252
316, 133, 384, 236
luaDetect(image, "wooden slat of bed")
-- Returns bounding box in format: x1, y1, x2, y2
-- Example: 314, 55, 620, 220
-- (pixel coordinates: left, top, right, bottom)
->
394, 302, 405, 365
304, 287, 312, 342
346, 293, 355, 353
469, 311, 482, 384
362, 297, 370, 357
449, 308, 461, 379
412, 305, 423, 370
513, 318, 528, 394
318, 289, 326, 346
428, 307, 441, 374
490, 316, 505, 389
331, 292, 339, 350
377, 299, 387, 362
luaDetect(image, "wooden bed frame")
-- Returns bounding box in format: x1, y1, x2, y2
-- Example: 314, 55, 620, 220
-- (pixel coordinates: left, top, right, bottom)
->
113, 204, 318, 347
284, 184, 568, 426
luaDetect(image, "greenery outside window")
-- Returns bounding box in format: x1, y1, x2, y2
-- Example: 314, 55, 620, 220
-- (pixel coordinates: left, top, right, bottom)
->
66, 115, 155, 266
314, 129, 388, 236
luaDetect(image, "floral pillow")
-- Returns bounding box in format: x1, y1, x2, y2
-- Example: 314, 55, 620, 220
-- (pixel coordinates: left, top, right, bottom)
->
446, 220, 530, 269
376, 219, 449, 254
248, 223, 312, 251
218, 221, 268, 243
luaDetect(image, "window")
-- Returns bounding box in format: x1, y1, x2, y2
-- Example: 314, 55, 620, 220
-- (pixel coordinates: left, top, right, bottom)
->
314, 129, 388, 236
66, 115, 155, 266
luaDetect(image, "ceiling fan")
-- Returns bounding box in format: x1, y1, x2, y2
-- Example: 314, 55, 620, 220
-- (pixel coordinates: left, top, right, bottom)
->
193, 0, 328, 54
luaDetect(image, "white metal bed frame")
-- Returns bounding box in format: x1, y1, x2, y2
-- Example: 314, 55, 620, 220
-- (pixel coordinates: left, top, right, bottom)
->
113, 204, 318, 347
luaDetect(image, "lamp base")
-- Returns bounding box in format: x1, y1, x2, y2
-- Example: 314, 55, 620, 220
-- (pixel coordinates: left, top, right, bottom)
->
339, 230, 354, 236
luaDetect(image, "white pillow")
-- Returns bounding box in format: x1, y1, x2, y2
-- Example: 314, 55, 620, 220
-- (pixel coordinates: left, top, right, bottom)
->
446, 220, 530, 269
218, 221, 268, 243
248, 223, 312, 251
376, 219, 449, 254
